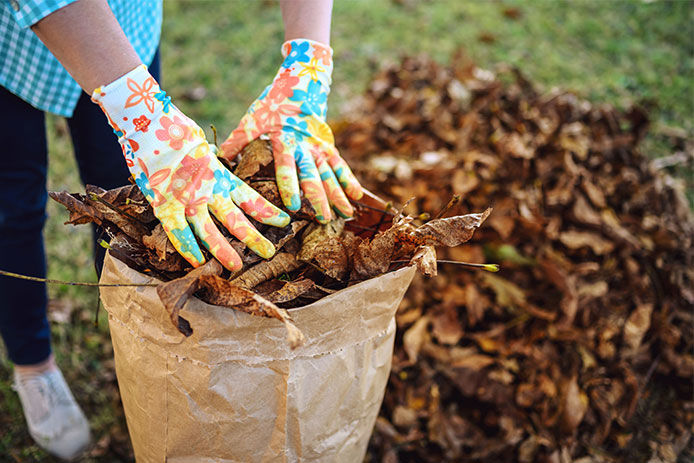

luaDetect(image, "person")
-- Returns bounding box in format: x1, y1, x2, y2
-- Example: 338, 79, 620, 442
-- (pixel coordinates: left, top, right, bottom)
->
0, 0, 362, 459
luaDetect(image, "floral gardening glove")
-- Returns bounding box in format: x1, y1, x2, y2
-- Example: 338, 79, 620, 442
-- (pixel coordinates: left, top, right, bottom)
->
92, 65, 290, 271
220, 39, 363, 224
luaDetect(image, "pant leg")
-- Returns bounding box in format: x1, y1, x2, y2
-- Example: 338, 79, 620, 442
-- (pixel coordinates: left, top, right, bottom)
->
0, 86, 51, 366
68, 50, 161, 275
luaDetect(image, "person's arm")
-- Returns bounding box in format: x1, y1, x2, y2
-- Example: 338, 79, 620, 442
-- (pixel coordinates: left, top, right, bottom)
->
27, 0, 289, 271
31, 0, 141, 94
221, 0, 362, 224
280, 0, 332, 44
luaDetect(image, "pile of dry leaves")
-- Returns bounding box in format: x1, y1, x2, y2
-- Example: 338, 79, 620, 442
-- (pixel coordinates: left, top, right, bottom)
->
333, 55, 693, 462
50, 140, 490, 348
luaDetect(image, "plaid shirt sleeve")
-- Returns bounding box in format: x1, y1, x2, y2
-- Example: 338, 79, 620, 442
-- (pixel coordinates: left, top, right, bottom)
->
5, 0, 80, 28
0, 0, 161, 117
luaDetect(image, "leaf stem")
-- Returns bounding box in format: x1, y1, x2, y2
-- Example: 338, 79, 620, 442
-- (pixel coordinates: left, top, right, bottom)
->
393, 260, 500, 272
210, 124, 219, 147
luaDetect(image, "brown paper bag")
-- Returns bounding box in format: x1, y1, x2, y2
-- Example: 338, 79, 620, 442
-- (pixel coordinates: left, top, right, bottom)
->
99, 252, 416, 462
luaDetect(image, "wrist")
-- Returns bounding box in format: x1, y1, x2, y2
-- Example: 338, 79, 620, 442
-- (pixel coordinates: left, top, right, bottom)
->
91, 64, 171, 141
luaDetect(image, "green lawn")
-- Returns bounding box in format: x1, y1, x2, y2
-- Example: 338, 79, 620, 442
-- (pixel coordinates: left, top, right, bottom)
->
1, 0, 692, 460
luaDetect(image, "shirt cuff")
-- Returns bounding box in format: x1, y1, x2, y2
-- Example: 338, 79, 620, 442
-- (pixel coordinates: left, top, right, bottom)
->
6, 0, 81, 28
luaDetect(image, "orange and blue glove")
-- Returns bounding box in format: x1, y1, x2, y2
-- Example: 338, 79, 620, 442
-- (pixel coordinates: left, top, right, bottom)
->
220, 39, 363, 224
92, 65, 290, 271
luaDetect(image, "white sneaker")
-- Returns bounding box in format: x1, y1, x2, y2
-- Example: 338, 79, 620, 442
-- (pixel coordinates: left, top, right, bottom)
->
13, 368, 91, 460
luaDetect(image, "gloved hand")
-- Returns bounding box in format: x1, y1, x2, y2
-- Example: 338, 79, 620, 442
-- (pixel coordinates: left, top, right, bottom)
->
220, 39, 363, 224
92, 65, 290, 271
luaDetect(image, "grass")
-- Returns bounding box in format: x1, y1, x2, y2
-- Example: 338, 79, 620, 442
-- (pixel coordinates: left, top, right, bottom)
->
0, 0, 691, 460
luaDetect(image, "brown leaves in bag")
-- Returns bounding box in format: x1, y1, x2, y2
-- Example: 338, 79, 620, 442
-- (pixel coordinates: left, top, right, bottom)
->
351, 226, 400, 279
230, 252, 301, 290
196, 274, 305, 349
410, 245, 437, 276
142, 224, 176, 261
411, 208, 491, 247
156, 259, 223, 336
234, 139, 274, 179
264, 278, 315, 303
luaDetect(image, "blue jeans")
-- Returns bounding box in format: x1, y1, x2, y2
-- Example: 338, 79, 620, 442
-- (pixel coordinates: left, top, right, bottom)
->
0, 52, 160, 365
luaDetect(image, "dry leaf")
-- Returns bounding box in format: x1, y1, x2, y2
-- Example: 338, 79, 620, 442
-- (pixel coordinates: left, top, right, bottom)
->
410, 208, 492, 247
410, 245, 437, 276
48, 190, 99, 226
298, 219, 345, 260
197, 274, 305, 349
623, 303, 653, 351
265, 278, 315, 303
559, 230, 615, 255
451, 353, 496, 370
234, 139, 274, 179
142, 223, 175, 260
230, 252, 301, 289
560, 376, 589, 434
431, 305, 463, 345
351, 226, 401, 279
156, 259, 223, 335
403, 316, 430, 363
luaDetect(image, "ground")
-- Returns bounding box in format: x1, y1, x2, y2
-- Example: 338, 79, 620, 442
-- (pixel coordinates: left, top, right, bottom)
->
0, 0, 691, 461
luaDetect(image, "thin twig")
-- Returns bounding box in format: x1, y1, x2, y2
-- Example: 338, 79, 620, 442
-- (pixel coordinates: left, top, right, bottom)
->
0, 269, 158, 287
352, 199, 396, 215
372, 202, 393, 238
434, 194, 461, 219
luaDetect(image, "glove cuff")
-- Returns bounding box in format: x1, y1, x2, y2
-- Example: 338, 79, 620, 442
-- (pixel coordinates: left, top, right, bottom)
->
91, 64, 171, 141
280, 39, 333, 86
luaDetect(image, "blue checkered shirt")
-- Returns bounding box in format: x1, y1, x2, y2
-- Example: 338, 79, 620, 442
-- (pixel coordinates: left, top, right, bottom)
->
0, 0, 162, 117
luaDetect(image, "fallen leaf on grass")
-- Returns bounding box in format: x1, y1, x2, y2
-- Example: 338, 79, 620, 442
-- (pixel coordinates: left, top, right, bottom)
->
623, 303, 653, 351
560, 376, 589, 434
403, 315, 430, 363
559, 230, 615, 255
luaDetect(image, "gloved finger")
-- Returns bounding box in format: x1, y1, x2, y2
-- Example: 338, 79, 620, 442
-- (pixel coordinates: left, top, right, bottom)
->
156, 205, 206, 268
220, 112, 256, 161
296, 140, 332, 223
270, 131, 301, 212
186, 204, 243, 271
209, 194, 276, 260
225, 172, 290, 228
321, 141, 364, 201
312, 144, 353, 218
